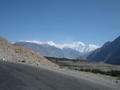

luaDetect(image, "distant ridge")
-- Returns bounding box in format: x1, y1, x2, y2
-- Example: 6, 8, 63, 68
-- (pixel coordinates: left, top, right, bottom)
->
15, 41, 99, 59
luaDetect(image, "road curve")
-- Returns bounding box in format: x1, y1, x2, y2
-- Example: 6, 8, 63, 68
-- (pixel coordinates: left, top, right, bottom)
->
0, 61, 117, 90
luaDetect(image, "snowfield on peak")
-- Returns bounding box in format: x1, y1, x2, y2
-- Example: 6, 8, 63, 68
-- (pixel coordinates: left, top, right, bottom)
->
15, 40, 100, 59
19, 40, 99, 53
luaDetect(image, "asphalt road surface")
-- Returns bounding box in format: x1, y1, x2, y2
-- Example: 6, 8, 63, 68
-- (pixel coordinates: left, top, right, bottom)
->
0, 61, 117, 90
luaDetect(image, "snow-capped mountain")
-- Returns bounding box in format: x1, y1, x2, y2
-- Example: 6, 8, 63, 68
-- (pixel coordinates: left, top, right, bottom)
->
15, 40, 99, 59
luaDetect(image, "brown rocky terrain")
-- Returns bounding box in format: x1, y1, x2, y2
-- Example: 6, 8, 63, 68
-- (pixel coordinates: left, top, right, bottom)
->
0, 37, 57, 67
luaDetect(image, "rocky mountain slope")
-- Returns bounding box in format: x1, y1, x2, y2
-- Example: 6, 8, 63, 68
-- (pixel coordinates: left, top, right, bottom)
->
15, 41, 99, 59
0, 37, 57, 67
87, 36, 120, 65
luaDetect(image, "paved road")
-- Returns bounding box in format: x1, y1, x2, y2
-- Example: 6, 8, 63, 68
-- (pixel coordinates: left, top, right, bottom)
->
0, 61, 117, 90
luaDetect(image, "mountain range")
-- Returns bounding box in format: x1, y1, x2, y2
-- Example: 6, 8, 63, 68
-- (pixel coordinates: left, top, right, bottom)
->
15, 41, 99, 59
0, 35, 120, 65
87, 36, 120, 65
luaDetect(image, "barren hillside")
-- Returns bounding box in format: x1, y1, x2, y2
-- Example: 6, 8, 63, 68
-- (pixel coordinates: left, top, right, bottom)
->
0, 37, 57, 67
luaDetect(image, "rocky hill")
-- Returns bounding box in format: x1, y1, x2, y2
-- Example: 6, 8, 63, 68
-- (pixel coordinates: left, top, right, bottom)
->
0, 37, 57, 67
87, 36, 120, 65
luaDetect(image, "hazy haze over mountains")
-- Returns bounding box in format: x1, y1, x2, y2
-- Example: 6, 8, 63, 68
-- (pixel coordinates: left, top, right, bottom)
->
15, 40, 99, 59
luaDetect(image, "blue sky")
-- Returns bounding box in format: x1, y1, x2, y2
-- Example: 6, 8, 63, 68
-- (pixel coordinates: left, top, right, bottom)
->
0, 0, 120, 45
